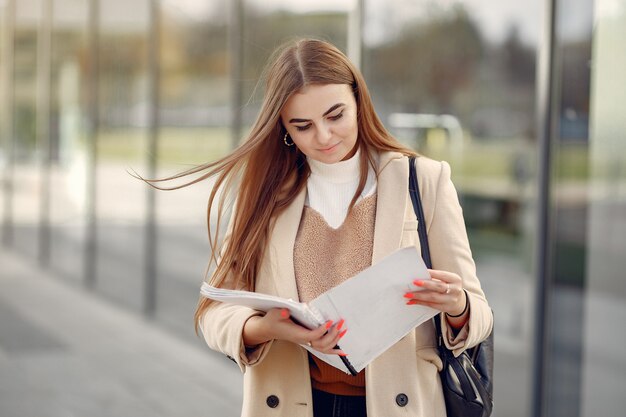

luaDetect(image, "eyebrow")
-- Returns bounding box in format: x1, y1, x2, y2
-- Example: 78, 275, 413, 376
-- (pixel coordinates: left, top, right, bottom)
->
288, 103, 345, 124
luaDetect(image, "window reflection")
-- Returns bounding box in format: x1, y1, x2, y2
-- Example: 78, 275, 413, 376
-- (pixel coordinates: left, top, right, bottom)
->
242, 0, 350, 126
154, 0, 233, 339
12, 0, 42, 259
583, 2, 626, 394
1, 1, 625, 415
363, 1, 540, 415
0, 3, 6, 237
49, 0, 89, 283
94, 0, 150, 311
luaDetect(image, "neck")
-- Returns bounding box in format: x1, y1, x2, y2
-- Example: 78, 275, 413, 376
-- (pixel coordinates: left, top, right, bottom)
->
307, 149, 361, 184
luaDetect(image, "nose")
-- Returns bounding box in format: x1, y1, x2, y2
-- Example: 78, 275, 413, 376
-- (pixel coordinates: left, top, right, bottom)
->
316, 124, 332, 146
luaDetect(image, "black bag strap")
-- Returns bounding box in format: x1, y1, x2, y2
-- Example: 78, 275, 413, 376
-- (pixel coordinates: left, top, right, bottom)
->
408, 157, 445, 338
408, 157, 432, 269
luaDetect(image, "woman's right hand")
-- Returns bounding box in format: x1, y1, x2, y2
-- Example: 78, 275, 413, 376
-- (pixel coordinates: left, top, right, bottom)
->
243, 308, 347, 356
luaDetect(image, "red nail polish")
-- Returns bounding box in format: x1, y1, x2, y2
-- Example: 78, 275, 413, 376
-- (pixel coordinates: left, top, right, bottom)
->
404, 292, 414, 299
280, 309, 289, 318
338, 352, 348, 357
339, 329, 348, 338
325, 320, 334, 329
406, 300, 418, 305
337, 319, 345, 331
413, 280, 424, 286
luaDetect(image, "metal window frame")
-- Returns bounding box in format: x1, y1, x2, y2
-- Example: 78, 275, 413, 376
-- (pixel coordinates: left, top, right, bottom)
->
1, 0, 15, 247
37, 0, 53, 266
532, 0, 558, 415
85, 0, 100, 289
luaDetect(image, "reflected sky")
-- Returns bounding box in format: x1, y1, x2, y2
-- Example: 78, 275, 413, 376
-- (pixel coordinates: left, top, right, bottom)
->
365, 0, 542, 46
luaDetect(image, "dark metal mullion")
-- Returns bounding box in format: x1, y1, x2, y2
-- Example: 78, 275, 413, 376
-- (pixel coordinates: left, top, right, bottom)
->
85, 0, 100, 289
144, 0, 160, 317
37, 0, 53, 266
229, 0, 244, 150
2, 0, 16, 247
347, 0, 364, 70
531, 0, 558, 415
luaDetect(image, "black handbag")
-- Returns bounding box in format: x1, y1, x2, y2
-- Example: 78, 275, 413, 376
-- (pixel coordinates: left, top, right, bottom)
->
408, 157, 494, 417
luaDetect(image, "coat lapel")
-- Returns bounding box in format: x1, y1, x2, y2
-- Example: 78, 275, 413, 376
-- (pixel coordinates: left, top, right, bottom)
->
372, 152, 409, 264
267, 186, 307, 301
264, 151, 409, 300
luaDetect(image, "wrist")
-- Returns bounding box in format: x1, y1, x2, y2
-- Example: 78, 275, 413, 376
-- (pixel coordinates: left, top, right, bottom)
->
243, 315, 271, 347
446, 289, 468, 318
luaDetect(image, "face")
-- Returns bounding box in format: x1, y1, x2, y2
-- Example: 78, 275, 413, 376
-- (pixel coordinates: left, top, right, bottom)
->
281, 83, 359, 164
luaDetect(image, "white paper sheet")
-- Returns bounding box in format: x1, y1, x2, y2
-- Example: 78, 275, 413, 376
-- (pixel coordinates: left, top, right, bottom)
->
200, 246, 438, 374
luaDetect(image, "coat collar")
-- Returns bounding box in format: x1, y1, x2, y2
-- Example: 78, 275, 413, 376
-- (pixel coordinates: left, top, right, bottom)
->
267, 151, 408, 301
372, 152, 409, 263
268, 186, 306, 301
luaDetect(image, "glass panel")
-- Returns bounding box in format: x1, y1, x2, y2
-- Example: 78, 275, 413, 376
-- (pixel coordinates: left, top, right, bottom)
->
95, 0, 149, 311
242, 0, 351, 126
362, 1, 541, 415
582, 0, 626, 415
13, 0, 42, 259
547, 0, 593, 414
154, 0, 232, 340
48, 0, 89, 283
0, 1, 6, 240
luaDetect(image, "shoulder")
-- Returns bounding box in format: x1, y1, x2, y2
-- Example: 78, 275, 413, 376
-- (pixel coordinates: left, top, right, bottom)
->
376, 151, 450, 186
411, 155, 452, 202
413, 154, 448, 181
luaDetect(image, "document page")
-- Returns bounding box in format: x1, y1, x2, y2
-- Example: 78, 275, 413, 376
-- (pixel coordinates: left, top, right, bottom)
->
307, 246, 438, 373
200, 246, 439, 374
199, 284, 325, 328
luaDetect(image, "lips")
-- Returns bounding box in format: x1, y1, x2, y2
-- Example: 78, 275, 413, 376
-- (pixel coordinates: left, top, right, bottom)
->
319, 143, 340, 153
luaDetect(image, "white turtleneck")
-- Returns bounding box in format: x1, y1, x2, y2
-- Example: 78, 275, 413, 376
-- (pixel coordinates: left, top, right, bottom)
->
305, 150, 377, 229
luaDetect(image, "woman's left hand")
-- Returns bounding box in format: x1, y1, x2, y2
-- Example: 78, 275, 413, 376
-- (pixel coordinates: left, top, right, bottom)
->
404, 269, 466, 317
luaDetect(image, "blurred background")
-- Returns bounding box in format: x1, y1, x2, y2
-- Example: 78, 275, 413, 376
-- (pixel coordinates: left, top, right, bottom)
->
0, 0, 624, 416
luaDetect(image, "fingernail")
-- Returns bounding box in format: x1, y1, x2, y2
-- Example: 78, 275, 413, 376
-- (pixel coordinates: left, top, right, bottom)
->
325, 320, 334, 329
339, 329, 348, 338
280, 309, 289, 318
404, 292, 414, 299
337, 319, 345, 331
413, 280, 424, 286
406, 300, 418, 305
338, 352, 348, 357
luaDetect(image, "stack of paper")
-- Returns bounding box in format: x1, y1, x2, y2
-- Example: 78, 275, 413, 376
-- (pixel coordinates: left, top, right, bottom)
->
201, 246, 438, 374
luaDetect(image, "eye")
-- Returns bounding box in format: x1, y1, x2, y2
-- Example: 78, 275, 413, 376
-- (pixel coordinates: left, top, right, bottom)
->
296, 124, 311, 131
329, 111, 344, 121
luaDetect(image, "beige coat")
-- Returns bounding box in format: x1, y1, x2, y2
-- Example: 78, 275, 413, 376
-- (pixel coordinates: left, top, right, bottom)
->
200, 152, 493, 417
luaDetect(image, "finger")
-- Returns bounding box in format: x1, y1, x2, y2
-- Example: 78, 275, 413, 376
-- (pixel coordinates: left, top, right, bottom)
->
313, 336, 346, 356
427, 269, 461, 284
407, 290, 445, 303
308, 320, 334, 341
411, 279, 449, 294
311, 319, 346, 349
321, 347, 347, 356
314, 320, 341, 344
406, 299, 441, 310
317, 324, 347, 350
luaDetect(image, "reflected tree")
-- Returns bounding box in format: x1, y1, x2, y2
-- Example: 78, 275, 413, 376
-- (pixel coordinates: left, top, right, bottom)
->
366, 5, 483, 112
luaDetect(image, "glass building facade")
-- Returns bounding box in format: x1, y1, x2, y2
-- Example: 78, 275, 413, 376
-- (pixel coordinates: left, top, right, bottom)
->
1, 0, 624, 415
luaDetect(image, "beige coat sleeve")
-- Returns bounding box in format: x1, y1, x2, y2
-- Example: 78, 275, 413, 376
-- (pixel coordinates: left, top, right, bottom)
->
421, 159, 493, 356
198, 213, 274, 373
199, 302, 273, 372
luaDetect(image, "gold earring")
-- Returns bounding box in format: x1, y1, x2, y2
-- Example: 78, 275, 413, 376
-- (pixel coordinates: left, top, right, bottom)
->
283, 132, 295, 147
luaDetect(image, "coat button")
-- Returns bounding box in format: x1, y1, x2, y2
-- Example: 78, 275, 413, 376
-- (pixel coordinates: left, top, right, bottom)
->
395, 393, 409, 407
266, 395, 280, 408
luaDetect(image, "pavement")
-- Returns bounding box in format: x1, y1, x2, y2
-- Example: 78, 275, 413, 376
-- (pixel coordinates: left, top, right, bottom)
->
0, 248, 243, 417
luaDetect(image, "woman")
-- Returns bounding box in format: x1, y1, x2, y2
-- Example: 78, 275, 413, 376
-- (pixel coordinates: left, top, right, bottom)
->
153, 38, 492, 417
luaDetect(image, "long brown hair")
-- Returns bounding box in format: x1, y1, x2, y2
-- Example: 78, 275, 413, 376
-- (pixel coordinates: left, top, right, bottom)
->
140, 38, 416, 333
